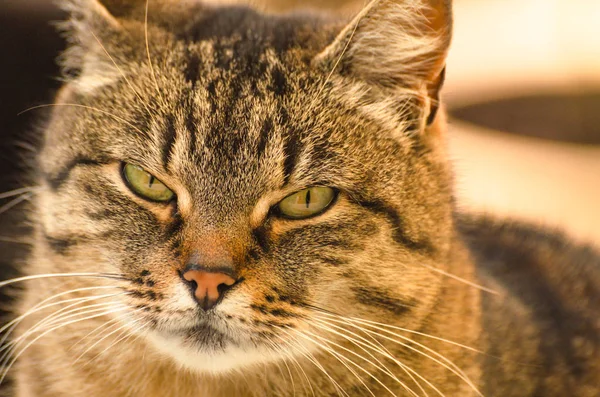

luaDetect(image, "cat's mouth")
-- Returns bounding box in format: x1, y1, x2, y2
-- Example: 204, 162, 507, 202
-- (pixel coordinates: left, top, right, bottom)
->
156, 315, 235, 347
179, 322, 233, 348
145, 315, 274, 373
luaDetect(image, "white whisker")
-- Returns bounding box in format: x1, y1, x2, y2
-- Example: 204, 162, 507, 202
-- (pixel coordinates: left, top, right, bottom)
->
88, 30, 154, 118
291, 328, 389, 397
308, 318, 427, 397
336, 318, 482, 396
311, 316, 444, 397
3, 300, 128, 357
416, 263, 498, 295
144, 0, 165, 106
315, 310, 482, 354
0, 186, 41, 200
80, 315, 148, 365
18, 104, 146, 137
0, 306, 129, 386
0, 287, 123, 349
276, 329, 348, 397
0, 273, 125, 289
263, 336, 298, 397
0, 236, 32, 244
0, 193, 32, 216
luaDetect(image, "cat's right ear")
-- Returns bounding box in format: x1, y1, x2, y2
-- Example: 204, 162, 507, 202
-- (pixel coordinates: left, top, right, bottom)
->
314, 0, 452, 132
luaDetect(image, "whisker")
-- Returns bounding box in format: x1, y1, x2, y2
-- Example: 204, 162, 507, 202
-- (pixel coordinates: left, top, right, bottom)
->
0, 236, 32, 245
1, 301, 128, 362
347, 316, 483, 354
0, 287, 123, 348
88, 30, 155, 117
267, 333, 316, 397
0, 273, 126, 289
316, 11, 360, 99
308, 318, 427, 397
306, 3, 363, 117
0, 193, 32, 216
70, 315, 122, 352
329, 318, 482, 396
276, 329, 348, 397
0, 306, 129, 386
349, 322, 432, 397
346, 319, 433, 397
74, 307, 138, 354
310, 317, 442, 397
13, 141, 37, 154
290, 328, 389, 397
311, 308, 482, 354
77, 313, 146, 364
91, 318, 149, 361
306, 309, 481, 395
263, 336, 298, 397
0, 186, 41, 200
303, 326, 423, 397
18, 104, 146, 137
416, 263, 498, 295
144, 0, 165, 106
285, 348, 315, 397
4, 299, 128, 355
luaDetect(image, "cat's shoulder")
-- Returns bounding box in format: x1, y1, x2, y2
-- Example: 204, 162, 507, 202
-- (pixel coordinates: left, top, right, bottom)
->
457, 213, 600, 296
456, 213, 600, 395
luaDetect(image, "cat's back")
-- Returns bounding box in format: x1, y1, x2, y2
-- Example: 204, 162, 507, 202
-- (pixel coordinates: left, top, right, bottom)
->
458, 215, 600, 396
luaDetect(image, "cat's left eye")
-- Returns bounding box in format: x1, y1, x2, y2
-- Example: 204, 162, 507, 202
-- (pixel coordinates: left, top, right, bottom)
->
122, 163, 174, 202
277, 187, 336, 220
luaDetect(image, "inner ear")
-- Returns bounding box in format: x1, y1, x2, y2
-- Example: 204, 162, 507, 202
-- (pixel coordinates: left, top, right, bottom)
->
426, 66, 446, 125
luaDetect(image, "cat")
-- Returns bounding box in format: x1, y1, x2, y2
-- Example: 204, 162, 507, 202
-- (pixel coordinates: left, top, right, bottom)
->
3, 0, 599, 396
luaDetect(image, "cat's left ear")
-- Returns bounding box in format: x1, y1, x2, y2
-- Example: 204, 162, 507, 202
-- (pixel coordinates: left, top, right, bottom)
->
57, 1, 118, 92
59, 0, 203, 92
314, 0, 452, 128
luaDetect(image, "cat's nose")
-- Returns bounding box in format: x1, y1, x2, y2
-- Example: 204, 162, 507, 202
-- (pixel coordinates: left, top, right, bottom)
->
182, 269, 237, 311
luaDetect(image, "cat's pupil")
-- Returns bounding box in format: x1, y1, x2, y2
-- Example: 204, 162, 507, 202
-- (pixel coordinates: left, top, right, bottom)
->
305, 190, 311, 208
148, 175, 155, 188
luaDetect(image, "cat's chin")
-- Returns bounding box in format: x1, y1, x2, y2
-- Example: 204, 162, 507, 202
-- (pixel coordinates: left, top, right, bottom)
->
145, 327, 279, 374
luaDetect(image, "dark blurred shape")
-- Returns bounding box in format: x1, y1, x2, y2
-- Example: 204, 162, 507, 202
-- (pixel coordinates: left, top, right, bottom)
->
451, 90, 600, 144
0, 5, 66, 235
0, 3, 66, 257
0, 3, 66, 393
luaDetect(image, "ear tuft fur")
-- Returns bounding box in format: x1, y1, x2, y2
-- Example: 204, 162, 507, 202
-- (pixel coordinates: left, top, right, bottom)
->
315, 0, 452, 95
314, 0, 452, 130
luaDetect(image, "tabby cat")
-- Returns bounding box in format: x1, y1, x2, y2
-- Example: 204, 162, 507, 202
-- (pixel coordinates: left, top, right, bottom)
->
5, 0, 599, 396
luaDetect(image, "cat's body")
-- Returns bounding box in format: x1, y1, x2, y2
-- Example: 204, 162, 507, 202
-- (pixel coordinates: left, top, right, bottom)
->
465, 216, 600, 396
7, 0, 600, 396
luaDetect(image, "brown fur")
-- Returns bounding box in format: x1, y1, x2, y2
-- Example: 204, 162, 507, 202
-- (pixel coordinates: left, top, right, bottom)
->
6, 0, 599, 396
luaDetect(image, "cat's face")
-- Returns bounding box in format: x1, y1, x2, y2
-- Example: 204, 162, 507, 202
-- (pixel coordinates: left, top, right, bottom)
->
37, 0, 453, 373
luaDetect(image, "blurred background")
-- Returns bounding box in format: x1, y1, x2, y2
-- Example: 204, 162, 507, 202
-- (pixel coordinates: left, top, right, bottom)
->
1, 0, 599, 250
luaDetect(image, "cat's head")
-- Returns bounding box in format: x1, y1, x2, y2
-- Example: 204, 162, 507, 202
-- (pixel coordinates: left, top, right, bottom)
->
38, 0, 453, 373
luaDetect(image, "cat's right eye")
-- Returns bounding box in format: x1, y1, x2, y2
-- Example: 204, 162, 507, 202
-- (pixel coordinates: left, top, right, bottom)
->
122, 163, 175, 203
276, 187, 337, 220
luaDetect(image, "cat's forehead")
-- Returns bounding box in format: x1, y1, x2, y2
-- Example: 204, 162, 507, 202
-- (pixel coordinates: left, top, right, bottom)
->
45, 1, 427, 217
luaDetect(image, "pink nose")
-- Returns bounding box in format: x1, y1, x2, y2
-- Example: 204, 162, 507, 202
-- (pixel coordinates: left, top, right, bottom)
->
182, 270, 236, 311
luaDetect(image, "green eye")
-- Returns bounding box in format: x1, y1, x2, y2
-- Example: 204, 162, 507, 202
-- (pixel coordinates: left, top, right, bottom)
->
277, 187, 336, 219
122, 163, 174, 202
